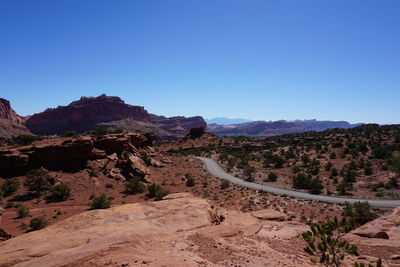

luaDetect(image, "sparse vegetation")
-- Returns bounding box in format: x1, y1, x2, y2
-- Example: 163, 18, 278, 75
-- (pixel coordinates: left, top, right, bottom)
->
147, 183, 169, 201
125, 177, 146, 194
185, 173, 195, 187
302, 217, 381, 267
265, 172, 278, 182
220, 180, 230, 190
7, 135, 43, 146
48, 183, 71, 202
1, 178, 20, 196
90, 193, 111, 209
24, 169, 55, 195
29, 216, 48, 231
342, 202, 377, 226
17, 205, 30, 218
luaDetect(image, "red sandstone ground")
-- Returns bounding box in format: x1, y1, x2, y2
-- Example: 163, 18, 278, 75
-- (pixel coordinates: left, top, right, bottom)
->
0, 131, 399, 267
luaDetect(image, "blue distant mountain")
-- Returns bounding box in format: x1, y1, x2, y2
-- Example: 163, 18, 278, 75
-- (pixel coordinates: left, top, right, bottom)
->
205, 117, 253, 125
207, 119, 364, 137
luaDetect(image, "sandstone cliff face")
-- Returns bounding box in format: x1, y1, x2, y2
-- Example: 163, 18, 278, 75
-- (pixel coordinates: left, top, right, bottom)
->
0, 98, 31, 138
25, 94, 150, 135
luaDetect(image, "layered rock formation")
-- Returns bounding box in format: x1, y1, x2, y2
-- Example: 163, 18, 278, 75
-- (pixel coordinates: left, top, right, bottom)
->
25, 94, 207, 139
25, 94, 150, 135
0, 98, 31, 138
0, 132, 156, 176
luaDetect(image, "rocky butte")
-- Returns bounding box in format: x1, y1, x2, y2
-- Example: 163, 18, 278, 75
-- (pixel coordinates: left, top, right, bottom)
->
25, 94, 207, 139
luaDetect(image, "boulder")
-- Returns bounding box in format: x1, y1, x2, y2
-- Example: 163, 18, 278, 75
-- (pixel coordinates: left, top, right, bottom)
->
251, 209, 288, 221
352, 207, 400, 241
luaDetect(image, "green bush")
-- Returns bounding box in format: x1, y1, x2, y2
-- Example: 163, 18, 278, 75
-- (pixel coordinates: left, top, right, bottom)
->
336, 182, 353, 195
292, 173, 324, 194
48, 183, 71, 202
88, 169, 99, 177
62, 130, 78, 137
29, 216, 48, 231
220, 180, 230, 190
125, 177, 146, 194
8, 135, 43, 146
140, 152, 151, 166
1, 178, 20, 196
24, 169, 54, 194
302, 217, 381, 267
185, 173, 195, 187
90, 193, 111, 209
147, 183, 169, 201
5, 201, 15, 208
17, 205, 30, 218
265, 172, 278, 182
342, 202, 377, 226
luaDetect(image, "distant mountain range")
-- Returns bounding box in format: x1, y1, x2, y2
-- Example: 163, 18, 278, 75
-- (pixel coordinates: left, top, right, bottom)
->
205, 117, 253, 125
208, 119, 363, 137
0, 95, 364, 139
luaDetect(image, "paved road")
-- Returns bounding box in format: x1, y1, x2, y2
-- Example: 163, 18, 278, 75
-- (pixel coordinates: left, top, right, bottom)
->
196, 157, 400, 209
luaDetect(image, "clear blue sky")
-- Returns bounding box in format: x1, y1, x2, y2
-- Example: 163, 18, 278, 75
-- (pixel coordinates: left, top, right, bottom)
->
1, 0, 399, 124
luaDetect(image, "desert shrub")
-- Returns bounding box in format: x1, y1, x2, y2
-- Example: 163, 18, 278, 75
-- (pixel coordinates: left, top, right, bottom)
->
243, 165, 256, 182
125, 177, 146, 194
88, 126, 123, 135
292, 173, 324, 194
342, 202, 377, 226
364, 166, 373, 176
336, 182, 353, 195
29, 216, 48, 231
140, 152, 151, 166
5, 201, 15, 208
8, 135, 43, 146
1, 178, 20, 196
220, 180, 230, 190
266, 172, 278, 182
147, 183, 169, 201
105, 183, 113, 189
17, 205, 30, 218
388, 155, 400, 173
90, 193, 111, 209
385, 177, 398, 189
185, 173, 195, 187
302, 217, 381, 267
62, 130, 78, 137
48, 183, 71, 202
325, 161, 333, 171
24, 169, 54, 194
263, 151, 285, 168
88, 169, 99, 177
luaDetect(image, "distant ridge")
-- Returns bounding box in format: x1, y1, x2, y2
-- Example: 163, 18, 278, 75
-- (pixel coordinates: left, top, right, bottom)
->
205, 117, 253, 125
207, 119, 363, 137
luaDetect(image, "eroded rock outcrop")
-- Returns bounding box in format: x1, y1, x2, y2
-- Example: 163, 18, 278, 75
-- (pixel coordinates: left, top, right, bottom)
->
351, 207, 400, 242
0, 132, 156, 175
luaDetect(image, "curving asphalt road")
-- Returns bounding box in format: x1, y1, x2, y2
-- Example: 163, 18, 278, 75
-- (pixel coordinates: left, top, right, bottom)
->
195, 156, 400, 209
